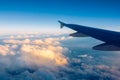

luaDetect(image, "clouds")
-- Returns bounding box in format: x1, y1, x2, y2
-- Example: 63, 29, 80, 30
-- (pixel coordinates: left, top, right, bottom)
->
1, 38, 68, 67
20, 44, 68, 67
60, 58, 120, 80
0, 35, 71, 80
0, 33, 120, 80
0, 45, 10, 56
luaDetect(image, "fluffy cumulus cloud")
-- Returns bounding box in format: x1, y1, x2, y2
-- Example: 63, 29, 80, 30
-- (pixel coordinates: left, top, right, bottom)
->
1, 38, 68, 66
0, 34, 71, 80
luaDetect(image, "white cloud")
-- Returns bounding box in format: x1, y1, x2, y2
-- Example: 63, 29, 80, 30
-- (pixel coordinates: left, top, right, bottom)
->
0, 45, 9, 56
78, 54, 93, 59
0, 35, 70, 79
1, 38, 68, 69
20, 44, 68, 67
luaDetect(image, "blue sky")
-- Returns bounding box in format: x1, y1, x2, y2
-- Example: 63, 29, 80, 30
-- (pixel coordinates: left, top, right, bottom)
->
0, 0, 120, 33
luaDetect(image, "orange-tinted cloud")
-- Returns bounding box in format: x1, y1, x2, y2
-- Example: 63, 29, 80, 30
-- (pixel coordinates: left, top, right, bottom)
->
1, 37, 68, 69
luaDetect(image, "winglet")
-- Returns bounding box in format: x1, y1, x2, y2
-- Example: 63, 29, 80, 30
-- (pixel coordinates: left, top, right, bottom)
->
58, 20, 66, 28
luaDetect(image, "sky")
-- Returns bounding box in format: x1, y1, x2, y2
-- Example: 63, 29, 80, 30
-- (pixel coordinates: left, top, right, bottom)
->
0, 1, 120, 79
0, 0, 120, 34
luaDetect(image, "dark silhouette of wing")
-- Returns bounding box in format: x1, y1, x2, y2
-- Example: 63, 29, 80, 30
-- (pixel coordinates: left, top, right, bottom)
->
58, 20, 120, 51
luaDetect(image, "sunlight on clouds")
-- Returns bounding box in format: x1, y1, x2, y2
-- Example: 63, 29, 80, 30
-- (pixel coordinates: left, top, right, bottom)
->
0, 45, 9, 56
0, 34, 75, 80
0, 34, 120, 80
1, 37, 68, 68
20, 44, 68, 67
0, 44, 16, 56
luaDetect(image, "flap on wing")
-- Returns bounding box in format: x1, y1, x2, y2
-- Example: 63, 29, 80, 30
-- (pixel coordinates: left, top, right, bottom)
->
70, 32, 89, 37
93, 43, 120, 51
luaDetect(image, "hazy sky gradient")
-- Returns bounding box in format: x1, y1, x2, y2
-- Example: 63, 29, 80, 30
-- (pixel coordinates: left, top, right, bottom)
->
0, 0, 120, 33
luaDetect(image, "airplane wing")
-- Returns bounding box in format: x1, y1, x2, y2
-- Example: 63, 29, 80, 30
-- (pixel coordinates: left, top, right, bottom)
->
58, 20, 120, 51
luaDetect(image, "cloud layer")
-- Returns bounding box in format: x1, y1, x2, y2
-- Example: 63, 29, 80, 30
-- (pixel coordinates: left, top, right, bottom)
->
1, 38, 69, 67
0, 33, 120, 80
0, 35, 70, 80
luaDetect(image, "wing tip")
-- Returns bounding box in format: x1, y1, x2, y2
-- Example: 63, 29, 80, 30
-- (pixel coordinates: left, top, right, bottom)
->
58, 20, 61, 23
58, 20, 65, 28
